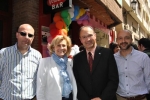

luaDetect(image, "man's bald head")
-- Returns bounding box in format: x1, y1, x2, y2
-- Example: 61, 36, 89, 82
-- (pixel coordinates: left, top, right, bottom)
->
18, 24, 35, 34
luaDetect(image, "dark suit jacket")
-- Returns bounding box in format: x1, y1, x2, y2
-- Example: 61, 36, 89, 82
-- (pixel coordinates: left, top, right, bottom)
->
73, 46, 119, 100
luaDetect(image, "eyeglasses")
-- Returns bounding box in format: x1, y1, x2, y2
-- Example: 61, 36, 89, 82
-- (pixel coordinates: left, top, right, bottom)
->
80, 34, 94, 39
18, 32, 34, 38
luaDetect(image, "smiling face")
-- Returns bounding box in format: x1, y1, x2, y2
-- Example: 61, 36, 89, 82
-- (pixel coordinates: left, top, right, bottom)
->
117, 30, 132, 50
79, 26, 96, 51
49, 35, 72, 57
53, 39, 67, 58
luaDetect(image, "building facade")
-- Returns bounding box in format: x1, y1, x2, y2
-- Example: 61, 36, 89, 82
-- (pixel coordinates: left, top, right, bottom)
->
115, 0, 150, 44
0, 0, 123, 56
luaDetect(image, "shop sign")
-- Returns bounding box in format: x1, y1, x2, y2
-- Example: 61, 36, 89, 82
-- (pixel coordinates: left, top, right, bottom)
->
47, 0, 72, 11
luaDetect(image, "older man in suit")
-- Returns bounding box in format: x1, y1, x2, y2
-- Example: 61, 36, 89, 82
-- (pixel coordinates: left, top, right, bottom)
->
73, 26, 119, 100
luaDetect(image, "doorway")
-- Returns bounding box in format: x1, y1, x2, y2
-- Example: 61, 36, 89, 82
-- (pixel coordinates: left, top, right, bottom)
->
0, 21, 3, 49
0, 0, 12, 49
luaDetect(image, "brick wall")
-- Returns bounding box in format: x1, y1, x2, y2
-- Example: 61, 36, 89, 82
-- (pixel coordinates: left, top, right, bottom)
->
100, 0, 123, 23
12, 0, 40, 50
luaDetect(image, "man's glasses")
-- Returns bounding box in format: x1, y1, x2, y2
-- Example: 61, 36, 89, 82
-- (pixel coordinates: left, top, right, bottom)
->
18, 32, 34, 38
80, 34, 93, 39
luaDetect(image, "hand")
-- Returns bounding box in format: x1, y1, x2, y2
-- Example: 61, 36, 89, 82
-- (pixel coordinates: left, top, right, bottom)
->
91, 97, 101, 100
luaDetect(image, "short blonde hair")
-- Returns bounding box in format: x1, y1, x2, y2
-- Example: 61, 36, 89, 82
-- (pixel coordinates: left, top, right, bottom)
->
49, 35, 72, 56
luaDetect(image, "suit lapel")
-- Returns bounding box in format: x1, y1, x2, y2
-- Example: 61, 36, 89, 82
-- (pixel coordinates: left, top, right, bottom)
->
92, 46, 102, 73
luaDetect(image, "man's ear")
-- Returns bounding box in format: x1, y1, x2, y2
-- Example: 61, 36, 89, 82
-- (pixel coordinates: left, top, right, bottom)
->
139, 44, 145, 51
141, 44, 144, 48
16, 32, 19, 38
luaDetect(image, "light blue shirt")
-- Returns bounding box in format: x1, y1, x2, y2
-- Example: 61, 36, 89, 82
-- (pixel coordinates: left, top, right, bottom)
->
0, 44, 42, 100
114, 48, 150, 97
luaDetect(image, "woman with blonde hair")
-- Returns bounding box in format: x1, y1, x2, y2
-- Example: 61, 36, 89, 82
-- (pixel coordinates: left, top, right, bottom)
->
37, 35, 77, 100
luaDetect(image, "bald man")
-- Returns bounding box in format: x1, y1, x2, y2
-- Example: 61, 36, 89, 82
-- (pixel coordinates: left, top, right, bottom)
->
0, 24, 42, 100
114, 30, 150, 100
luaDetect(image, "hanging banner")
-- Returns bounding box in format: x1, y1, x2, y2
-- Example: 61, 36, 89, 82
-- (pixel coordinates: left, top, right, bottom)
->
47, 0, 72, 11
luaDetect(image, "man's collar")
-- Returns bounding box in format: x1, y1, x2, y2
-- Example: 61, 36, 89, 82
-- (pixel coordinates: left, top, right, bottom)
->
117, 46, 135, 56
86, 45, 97, 54
15, 43, 31, 52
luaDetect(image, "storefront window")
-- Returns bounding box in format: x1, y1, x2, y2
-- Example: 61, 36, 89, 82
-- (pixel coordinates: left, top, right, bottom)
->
94, 28, 109, 48
0, 0, 9, 12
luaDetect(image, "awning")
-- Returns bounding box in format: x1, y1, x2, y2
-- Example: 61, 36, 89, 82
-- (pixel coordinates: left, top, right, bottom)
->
73, 0, 123, 28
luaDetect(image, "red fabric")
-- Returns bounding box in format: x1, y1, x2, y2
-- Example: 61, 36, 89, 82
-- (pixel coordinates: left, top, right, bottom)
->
88, 52, 93, 72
